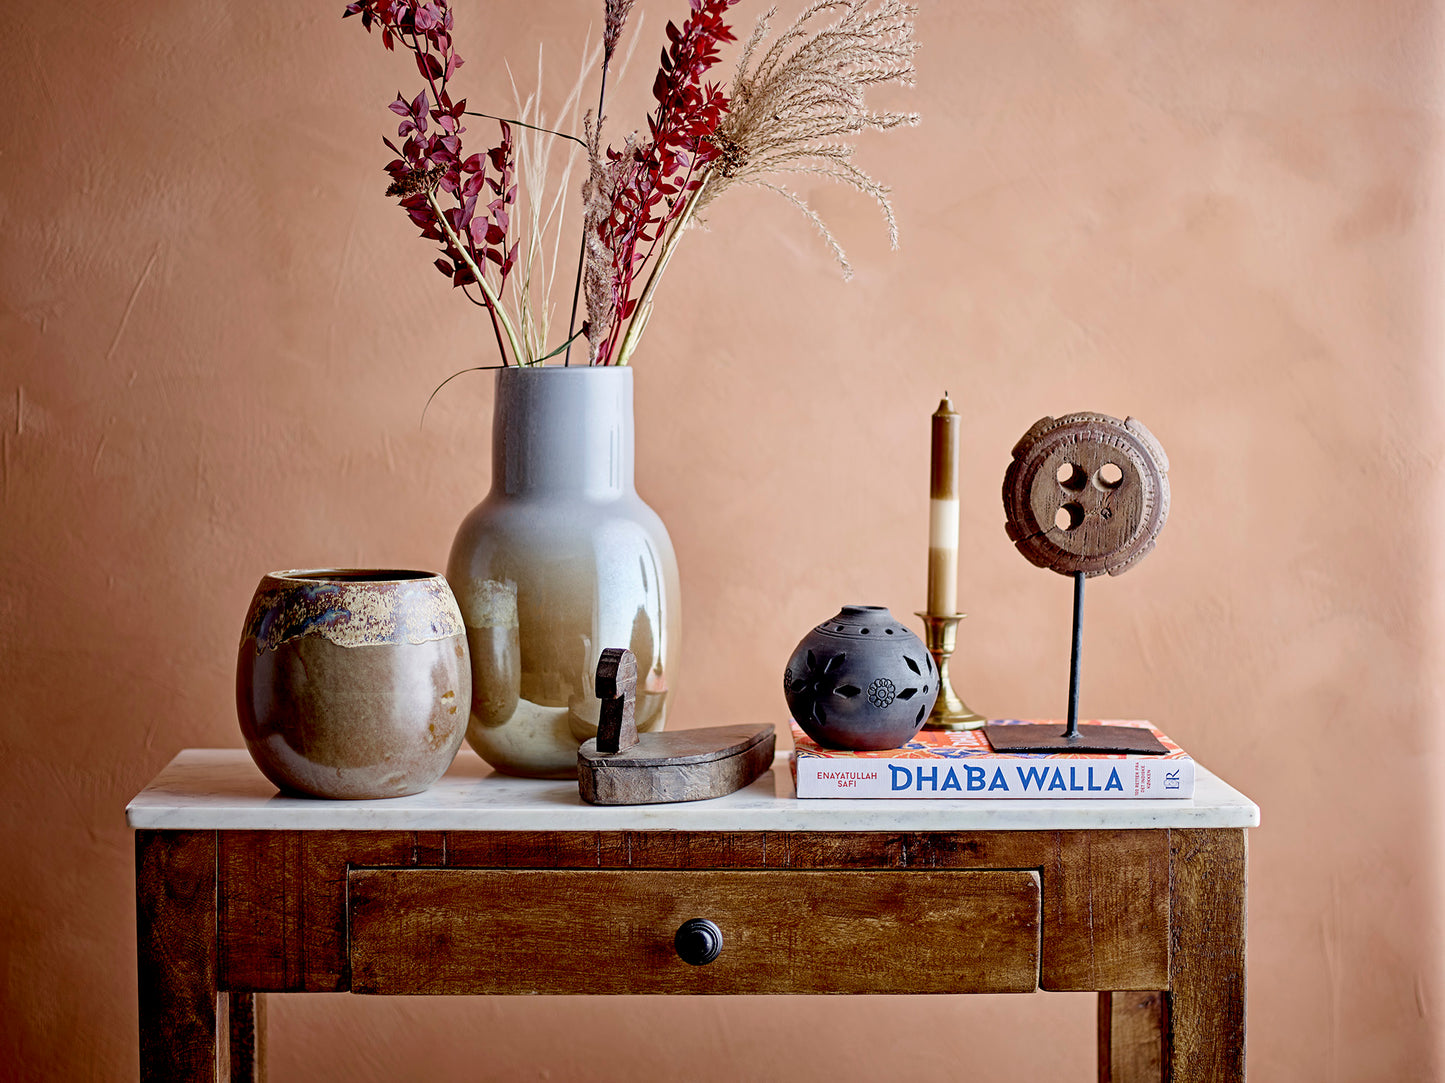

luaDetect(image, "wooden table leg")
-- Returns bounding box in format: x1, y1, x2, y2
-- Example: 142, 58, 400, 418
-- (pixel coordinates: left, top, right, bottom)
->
1168, 827, 1247, 1082
136, 830, 231, 1081
1098, 990, 1166, 1083
227, 992, 266, 1082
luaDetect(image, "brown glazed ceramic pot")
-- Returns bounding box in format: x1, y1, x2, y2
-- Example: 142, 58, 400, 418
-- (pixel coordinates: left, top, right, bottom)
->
236, 570, 471, 799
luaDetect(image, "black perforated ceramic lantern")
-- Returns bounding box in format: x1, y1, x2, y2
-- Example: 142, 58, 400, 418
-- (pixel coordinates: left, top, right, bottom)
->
783, 606, 939, 751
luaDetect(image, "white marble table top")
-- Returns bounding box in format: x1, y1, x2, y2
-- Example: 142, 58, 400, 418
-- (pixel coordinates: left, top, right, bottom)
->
126, 749, 1259, 832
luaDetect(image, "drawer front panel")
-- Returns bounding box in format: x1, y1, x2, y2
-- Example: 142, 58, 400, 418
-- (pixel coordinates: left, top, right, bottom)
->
348, 868, 1040, 995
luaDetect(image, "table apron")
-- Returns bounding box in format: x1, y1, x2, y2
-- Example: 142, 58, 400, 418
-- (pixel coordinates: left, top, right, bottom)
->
213, 828, 1172, 994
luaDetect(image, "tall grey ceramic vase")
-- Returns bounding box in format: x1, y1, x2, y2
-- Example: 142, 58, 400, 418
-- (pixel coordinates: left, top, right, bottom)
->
447, 365, 681, 778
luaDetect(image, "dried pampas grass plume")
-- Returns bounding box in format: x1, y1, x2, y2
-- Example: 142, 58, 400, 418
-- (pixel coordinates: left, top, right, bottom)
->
580, 111, 626, 363
698, 0, 919, 278
603, 0, 637, 62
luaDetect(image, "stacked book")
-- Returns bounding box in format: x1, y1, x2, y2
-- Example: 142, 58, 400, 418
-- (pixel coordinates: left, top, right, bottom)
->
789, 720, 1194, 799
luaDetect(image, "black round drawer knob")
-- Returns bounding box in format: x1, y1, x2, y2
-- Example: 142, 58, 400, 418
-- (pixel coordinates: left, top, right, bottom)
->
674, 918, 723, 966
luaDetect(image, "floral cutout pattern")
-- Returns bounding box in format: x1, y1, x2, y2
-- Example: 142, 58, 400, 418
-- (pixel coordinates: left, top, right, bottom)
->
785, 650, 846, 726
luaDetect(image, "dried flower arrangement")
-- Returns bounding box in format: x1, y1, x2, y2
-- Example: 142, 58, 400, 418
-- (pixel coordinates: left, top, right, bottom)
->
343, 0, 918, 366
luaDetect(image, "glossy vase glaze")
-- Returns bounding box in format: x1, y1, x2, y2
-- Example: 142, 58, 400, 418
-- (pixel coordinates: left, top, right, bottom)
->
448, 366, 680, 778
236, 570, 471, 798
784, 605, 939, 751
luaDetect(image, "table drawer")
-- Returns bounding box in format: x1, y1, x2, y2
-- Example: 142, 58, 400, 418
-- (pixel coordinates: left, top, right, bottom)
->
348, 868, 1040, 995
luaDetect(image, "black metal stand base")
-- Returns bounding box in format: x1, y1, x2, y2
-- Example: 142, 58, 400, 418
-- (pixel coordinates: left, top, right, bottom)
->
982, 571, 1168, 755
982, 722, 1168, 755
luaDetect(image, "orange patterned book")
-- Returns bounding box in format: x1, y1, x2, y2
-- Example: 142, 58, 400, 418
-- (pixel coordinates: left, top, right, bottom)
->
789, 720, 1194, 799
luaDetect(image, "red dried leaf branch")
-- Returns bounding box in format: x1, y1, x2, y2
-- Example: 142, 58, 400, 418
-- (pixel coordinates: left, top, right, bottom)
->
344, 0, 523, 364
587, 0, 738, 364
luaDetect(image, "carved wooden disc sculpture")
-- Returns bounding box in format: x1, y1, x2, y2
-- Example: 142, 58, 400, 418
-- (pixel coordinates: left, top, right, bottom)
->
989, 412, 1171, 754
1003, 412, 1170, 578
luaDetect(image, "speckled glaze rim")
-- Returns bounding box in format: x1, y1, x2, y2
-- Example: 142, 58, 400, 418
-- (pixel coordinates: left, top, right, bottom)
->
270, 568, 438, 583
242, 568, 466, 653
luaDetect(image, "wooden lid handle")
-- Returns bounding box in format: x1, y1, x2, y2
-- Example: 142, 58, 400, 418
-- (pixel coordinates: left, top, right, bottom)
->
594, 647, 639, 755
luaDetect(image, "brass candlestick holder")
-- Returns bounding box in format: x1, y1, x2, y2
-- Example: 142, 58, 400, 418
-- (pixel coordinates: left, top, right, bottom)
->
914, 612, 986, 730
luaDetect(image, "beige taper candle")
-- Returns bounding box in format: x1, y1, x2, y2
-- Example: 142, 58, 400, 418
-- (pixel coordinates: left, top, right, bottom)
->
927, 394, 960, 615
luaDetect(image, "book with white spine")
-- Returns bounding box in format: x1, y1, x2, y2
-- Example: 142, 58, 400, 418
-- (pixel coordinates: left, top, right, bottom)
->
790, 720, 1194, 799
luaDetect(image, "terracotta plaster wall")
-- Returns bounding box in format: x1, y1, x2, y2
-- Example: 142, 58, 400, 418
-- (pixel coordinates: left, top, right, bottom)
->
2, 0, 1442, 1079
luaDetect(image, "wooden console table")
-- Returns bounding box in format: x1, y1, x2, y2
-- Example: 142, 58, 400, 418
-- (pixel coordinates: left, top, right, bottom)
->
129, 749, 1258, 1081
